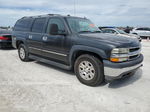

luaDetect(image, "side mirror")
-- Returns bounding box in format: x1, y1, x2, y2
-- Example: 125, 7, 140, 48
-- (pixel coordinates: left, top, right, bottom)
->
50, 24, 58, 35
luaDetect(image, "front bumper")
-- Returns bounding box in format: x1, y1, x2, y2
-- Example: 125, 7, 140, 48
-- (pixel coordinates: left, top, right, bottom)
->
103, 54, 143, 80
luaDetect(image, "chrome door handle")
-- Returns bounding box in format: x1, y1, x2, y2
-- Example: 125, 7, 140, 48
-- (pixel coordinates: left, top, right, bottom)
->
29, 35, 32, 39
43, 36, 48, 41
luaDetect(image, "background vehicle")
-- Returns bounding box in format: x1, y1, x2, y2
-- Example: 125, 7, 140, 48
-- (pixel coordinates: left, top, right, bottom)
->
101, 27, 142, 42
124, 26, 133, 33
12, 14, 143, 86
0, 29, 12, 48
130, 27, 150, 39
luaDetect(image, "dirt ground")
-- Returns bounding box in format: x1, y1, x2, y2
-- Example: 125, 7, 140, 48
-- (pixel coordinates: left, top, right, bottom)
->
0, 40, 150, 112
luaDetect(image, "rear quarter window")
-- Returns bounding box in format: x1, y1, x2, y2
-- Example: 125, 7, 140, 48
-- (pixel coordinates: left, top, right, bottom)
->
14, 18, 34, 31
136, 28, 143, 30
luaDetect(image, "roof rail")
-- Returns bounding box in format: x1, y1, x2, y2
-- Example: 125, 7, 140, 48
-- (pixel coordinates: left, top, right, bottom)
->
47, 14, 61, 16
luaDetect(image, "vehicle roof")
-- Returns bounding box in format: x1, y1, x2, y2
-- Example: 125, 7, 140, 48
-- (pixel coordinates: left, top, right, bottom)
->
135, 27, 150, 29
21, 14, 86, 19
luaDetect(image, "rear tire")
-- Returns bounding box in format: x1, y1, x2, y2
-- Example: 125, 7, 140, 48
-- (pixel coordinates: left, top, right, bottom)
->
18, 44, 30, 62
74, 54, 104, 86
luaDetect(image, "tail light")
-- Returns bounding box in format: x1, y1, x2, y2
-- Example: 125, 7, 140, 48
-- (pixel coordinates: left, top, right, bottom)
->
0, 36, 9, 40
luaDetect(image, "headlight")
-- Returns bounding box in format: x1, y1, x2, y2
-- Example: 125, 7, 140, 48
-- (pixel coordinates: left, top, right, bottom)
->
110, 48, 129, 62
111, 48, 129, 54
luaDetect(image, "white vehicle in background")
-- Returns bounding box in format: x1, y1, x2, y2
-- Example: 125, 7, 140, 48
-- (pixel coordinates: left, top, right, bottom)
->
100, 27, 142, 42
130, 27, 150, 39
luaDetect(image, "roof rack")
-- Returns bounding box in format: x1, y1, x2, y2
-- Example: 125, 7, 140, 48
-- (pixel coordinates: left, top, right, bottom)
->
22, 14, 61, 19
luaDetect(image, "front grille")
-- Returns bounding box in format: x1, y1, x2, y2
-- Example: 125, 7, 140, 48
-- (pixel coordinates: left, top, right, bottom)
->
128, 47, 141, 60
129, 54, 139, 60
129, 47, 140, 52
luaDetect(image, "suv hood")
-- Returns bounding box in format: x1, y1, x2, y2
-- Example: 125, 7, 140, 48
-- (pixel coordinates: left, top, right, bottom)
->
117, 33, 139, 38
79, 33, 139, 47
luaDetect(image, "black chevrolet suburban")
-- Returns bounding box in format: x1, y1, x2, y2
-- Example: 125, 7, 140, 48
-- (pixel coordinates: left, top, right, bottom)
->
12, 14, 143, 86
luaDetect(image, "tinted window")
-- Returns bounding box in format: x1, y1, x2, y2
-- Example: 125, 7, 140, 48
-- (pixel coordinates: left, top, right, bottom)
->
14, 18, 34, 31
142, 28, 150, 31
32, 18, 46, 33
101, 29, 108, 33
0, 29, 11, 34
47, 18, 65, 34
102, 29, 116, 33
136, 28, 143, 30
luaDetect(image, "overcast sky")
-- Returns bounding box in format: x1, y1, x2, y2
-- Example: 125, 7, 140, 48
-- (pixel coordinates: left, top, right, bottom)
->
0, 0, 150, 27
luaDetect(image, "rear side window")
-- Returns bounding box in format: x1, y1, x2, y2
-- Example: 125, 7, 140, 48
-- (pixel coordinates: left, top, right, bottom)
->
14, 18, 34, 31
31, 18, 46, 33
136, 28, 143, 30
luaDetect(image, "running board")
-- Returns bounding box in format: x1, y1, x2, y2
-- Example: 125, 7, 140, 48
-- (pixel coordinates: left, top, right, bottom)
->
29, 54, 72, 70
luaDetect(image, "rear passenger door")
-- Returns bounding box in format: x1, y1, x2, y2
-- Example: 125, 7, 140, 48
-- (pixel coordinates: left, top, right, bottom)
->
28, 18, 47, 55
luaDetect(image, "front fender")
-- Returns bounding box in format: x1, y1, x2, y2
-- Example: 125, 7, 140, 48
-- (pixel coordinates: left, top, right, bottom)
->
69, 45, 107, 64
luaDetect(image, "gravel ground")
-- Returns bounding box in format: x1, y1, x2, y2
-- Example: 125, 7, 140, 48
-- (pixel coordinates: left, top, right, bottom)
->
0, 41, 150, 112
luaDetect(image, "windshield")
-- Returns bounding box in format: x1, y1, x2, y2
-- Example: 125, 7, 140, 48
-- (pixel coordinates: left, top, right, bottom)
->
66, 18, 101, 33
116, 28, 126, 34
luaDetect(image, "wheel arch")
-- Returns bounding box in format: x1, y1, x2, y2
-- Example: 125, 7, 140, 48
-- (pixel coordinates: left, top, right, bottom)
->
16, 40, 24, 49
69, 45, 107, 68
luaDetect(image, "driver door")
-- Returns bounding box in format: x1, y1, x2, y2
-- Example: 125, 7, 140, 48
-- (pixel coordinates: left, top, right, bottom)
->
42, 17, 68, 63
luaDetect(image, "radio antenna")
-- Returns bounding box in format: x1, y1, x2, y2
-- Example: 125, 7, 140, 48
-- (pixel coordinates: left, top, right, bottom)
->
74, 0, 76, 16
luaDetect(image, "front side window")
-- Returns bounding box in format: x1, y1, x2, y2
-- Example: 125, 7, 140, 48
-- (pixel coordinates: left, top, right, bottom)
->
32, 18, 46, 33
66, 18, 100, 33
107, 29, 116, 33
47, 18, 65, 34
102, 29, 116, 34
116, 29, 126, 34
101, 29, 108, 33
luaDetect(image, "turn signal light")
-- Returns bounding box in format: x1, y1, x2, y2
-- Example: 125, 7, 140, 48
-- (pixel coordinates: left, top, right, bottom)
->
110, 57, 128, 62
110, 58, 119, 62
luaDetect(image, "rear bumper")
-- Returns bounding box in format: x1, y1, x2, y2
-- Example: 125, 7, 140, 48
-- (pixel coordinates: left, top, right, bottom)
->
0, 41, 12, 48
103, 54, 143, 79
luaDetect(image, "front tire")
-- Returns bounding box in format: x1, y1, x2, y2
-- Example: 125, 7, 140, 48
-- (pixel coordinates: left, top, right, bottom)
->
74, 54, 104, 86
18, 44, 30, 62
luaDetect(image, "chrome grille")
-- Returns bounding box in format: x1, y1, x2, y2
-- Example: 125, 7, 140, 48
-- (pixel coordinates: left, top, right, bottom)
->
128, 47, 141, 60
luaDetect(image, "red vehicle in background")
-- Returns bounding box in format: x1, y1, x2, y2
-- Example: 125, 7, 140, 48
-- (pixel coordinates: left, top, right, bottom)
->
0, 29, 12, 48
